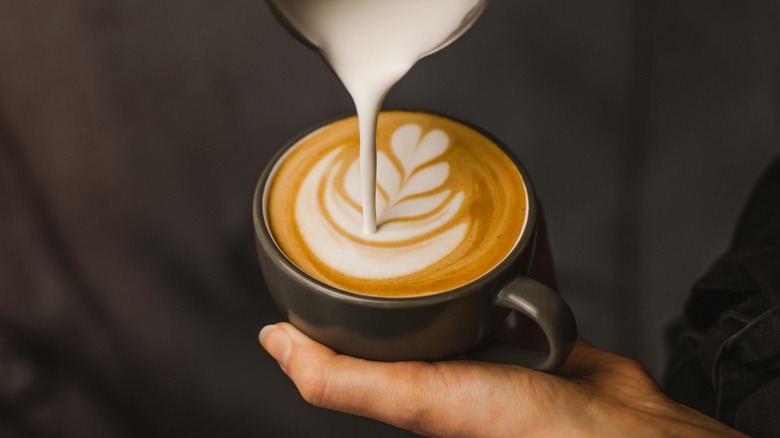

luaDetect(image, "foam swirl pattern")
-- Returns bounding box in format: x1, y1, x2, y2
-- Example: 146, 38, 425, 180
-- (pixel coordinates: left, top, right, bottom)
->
267, 112, 527, 297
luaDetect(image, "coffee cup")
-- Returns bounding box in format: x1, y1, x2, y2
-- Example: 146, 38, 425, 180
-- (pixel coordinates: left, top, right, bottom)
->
253, 111, 576, 371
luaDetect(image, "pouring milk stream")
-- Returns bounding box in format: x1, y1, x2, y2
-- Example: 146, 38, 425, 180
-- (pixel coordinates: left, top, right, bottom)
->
268, 0, 487, 233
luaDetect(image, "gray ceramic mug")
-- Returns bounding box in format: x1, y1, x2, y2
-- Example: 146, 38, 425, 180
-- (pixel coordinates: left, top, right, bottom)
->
253, 113, 577, 371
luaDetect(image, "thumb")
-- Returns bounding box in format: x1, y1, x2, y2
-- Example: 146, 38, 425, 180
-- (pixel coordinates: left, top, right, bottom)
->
259, 323, 415, 409
258, 323, 467, 435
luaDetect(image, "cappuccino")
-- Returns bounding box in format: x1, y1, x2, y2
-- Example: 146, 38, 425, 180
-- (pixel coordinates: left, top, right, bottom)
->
266, 111, 526, 297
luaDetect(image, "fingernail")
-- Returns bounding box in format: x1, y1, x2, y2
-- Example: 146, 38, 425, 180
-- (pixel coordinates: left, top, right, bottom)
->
259, 325, 292, 369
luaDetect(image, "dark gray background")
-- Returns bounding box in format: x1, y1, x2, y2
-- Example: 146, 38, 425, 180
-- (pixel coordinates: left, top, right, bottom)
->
1, 1, 778, 437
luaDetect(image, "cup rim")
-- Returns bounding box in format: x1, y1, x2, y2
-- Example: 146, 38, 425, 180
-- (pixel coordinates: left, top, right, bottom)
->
252, 109, 538, 308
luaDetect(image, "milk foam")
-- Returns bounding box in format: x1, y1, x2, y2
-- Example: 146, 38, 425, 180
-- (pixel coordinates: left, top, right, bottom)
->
271, 0, 484, 233
294, 124, 466, 279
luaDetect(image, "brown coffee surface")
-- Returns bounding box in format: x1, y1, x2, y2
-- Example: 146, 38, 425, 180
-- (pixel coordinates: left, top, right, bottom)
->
267, 111, 526, 297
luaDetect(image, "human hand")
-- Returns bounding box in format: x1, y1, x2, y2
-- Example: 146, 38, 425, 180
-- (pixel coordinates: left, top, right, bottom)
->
259, 323, 744, 437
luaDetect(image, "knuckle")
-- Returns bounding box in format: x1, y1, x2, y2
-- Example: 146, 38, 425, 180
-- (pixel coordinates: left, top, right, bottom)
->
616, 356, 651, 379
289, 357, 331, 408
611, 356, 661, 393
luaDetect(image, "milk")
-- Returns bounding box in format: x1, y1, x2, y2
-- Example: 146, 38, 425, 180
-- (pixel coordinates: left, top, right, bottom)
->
271, 0, 484, 233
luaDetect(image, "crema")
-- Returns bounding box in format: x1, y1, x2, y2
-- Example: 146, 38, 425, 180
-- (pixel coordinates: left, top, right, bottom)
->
267, 111, 526, 297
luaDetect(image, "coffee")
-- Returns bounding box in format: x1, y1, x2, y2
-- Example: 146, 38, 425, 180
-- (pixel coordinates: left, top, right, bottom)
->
266, 111, 527, 297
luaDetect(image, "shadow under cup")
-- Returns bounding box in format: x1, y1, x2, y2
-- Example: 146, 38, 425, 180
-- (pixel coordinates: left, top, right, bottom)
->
253, 111, 577, 371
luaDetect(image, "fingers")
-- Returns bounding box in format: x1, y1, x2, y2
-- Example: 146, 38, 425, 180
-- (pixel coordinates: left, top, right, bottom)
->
259, 327, 712, 438
554, 338, 594, 375
555, 338, 662, 399
261, 325, 637, 437
555, 338, 620, 377
260, 323, 533, 437
259, 323, 447, 434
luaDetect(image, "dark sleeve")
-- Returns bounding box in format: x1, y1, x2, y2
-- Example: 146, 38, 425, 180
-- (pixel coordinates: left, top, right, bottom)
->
664, 154, 780, 438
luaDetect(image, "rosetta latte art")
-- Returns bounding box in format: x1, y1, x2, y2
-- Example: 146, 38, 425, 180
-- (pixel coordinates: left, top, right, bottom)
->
297, 123, 467, 279
267, 112, 526, 297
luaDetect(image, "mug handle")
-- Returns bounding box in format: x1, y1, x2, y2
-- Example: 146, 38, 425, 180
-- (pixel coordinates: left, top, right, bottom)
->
471, 276, 577, 372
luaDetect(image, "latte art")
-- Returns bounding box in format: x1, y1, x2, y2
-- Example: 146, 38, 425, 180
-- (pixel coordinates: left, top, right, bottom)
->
298, 124, 467, 279
267, 112, 527, 297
